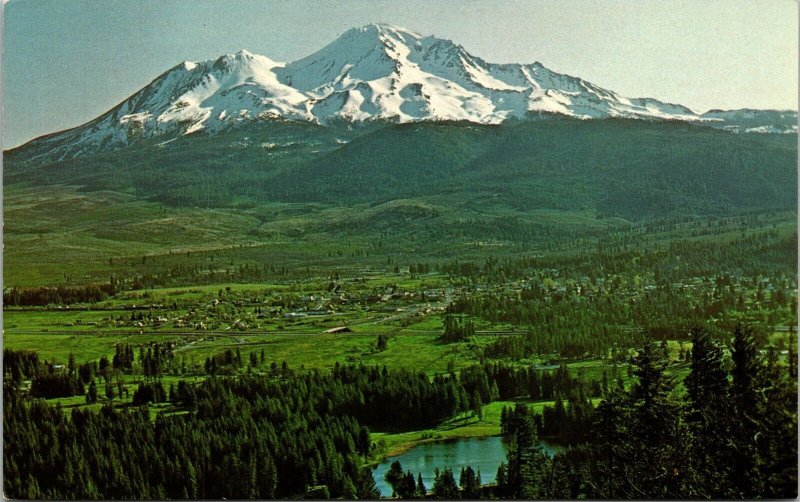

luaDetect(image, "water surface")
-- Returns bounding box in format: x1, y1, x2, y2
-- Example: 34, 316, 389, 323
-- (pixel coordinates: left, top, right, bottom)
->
372, 436, 563, 496
372, 436, 504, 496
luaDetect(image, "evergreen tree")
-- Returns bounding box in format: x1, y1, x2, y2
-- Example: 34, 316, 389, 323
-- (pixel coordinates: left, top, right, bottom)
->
502, 403, 549, 498
385, 460, 405, 496
587, 342, 688, 498
755, 343, 798, 498
459, 466, 481, 499
431, 468, 459, 499
397, 471, 417, 499
627, 342, 688, 498
85, 381, 98, 404
730, 324, 764, 497
357, 426, 371, 458
684, 327, 735, 497
105, 381, 115, 402
470, 390, 483, 420
416, 473, 427, 498
356, 467, 381, 500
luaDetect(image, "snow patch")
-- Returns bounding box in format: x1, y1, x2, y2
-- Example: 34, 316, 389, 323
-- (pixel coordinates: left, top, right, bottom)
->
24, 23, 796, 160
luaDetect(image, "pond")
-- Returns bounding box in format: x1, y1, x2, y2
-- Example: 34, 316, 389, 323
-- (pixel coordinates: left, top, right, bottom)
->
372, 436, 563, 496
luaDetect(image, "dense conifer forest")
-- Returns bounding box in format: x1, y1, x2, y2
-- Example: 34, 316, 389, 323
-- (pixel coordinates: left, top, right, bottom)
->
4, 322, 797, 499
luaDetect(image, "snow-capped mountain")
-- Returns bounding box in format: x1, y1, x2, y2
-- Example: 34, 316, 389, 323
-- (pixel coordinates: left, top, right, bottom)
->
12, 24, 797, 161
699, 109, 798, 134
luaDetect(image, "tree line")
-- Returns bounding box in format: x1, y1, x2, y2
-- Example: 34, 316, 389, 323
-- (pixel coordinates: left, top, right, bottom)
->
377, 325, 797, 499
490, 325, 797, 499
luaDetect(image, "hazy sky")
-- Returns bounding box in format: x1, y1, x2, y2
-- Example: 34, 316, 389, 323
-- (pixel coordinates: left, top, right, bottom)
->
3, 0, 797, 148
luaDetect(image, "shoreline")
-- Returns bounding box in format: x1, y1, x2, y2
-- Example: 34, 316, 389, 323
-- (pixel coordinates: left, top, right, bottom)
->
377, 430, 503, 461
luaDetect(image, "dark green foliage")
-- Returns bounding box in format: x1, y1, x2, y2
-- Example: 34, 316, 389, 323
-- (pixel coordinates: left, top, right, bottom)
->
355, 466, 381, 500
441, 315, 475, 343
583, 342, 689, 498
305, 485, 330, 499
3, 283, 115, 306
5, 375, 358, 499
416, 473, 427, 498
112, 344, 134, 370
730, 323, 763, 496
756, 345, 798, 498
496, 403, 549, 498
470, 389, 483, 420
684, 327, 736, 497
6, 120, 796, 221
329, 364, 469, 428
272, 120, 797, 221
140, 344, 174, 379
30, 373, 84, 398
396, 471, 418, 499
3, 350, 40, 382
726, 324, 799, 498
104, 381, 115, 401
203, 349, 242, 375
385, 460, 405, 496
459, 466, 481, 499
3, 362, 486, 499
77, 362, 97, 385
85, 381, 98, 404
539, 389, 593, 444
431, 468, 459, 499
357, 426, 370, 458
376, 334, 389, 352
451, 229, 796, 357
544, 324, 798, 499
467, 362, 587, 404
131, 381, 167, 405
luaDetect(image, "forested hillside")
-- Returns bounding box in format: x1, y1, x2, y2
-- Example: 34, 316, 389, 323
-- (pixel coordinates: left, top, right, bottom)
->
5, 119, 796, 221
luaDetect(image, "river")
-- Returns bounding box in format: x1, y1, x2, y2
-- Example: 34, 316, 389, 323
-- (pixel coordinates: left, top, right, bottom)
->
372, 436, 563, 496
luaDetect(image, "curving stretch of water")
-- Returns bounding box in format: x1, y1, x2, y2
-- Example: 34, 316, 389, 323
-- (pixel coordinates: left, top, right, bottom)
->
372, 436, 563, 497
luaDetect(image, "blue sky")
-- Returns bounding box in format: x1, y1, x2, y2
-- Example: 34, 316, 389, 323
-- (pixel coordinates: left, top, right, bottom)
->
3, 0, 797, 148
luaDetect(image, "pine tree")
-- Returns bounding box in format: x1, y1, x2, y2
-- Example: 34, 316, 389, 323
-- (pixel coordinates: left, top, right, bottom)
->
588, 342, 688, 498
470, 389, 483, 420
385, 460, 405, 496
342, 477, 357, 500
684, 327, 735, 497
756, 343, 798, 498
503, 403, 549, 498
356, 467, 381, 500
416, 473, 427, 498
397, 471, 417, 498
357, 426, 371, 458
459, 466, 481, 499
431, 468, 459, 499
86, 380, 98, 404
627, 342, 688, 498
730, 324, 763, 497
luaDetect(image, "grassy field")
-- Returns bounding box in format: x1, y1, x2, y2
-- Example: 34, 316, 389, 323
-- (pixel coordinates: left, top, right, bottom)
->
4, 180, 795, 465
8, 181, 794, 289
370, 396, 607, 458
371, 400, 527, 457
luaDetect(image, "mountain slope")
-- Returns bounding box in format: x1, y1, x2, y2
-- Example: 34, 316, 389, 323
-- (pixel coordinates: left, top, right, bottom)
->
267, 119, 797, 220
10, 118, 794, 222
9, 23, 796, 163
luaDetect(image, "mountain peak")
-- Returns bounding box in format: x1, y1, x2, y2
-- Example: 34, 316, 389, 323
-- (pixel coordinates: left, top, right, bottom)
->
11, 24, 796, 161
344, 23, 423, 39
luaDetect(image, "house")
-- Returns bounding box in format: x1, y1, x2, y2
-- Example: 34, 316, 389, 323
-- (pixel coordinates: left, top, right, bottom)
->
323, 326, 352, 334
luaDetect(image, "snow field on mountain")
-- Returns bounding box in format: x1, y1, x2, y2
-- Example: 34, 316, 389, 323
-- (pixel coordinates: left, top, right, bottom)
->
16, 23, 796, 161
